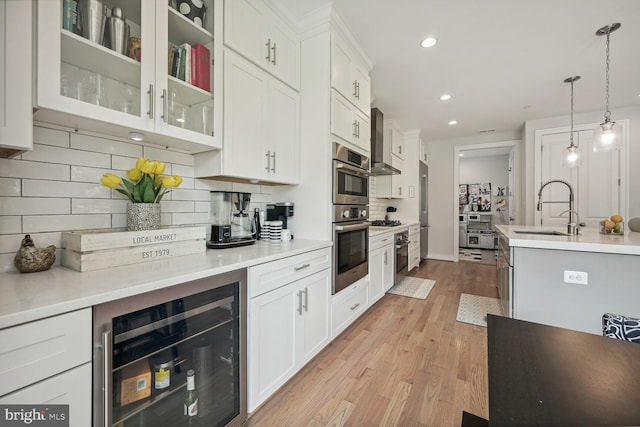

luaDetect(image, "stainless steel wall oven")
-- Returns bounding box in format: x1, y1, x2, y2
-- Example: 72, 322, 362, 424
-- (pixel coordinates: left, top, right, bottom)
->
332, 143, 370, 294
93, 269, 247, 427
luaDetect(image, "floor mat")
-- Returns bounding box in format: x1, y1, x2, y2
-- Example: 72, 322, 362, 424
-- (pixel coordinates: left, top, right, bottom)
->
387, 277, 436, 300
459, 248, 497, 265
456, 293, 503, 327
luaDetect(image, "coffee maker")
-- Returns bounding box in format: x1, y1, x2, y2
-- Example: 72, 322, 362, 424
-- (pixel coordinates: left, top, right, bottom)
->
207, 191, 256, 248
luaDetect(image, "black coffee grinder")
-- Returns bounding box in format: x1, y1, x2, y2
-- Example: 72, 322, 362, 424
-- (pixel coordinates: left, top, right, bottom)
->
266, 202, 295, 229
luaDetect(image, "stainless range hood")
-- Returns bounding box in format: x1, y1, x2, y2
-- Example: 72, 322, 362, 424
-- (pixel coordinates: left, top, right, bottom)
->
370, 107, 400, 176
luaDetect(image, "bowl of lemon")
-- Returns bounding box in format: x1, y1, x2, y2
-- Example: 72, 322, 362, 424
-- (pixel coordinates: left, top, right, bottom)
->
600, 214, 624, 235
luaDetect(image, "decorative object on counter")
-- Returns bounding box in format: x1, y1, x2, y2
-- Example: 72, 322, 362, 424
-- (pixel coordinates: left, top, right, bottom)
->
563, 75, 581, 168
100, 157, 183, 231
14, 235, 56, 273
600, 214, 624, 235
593, 23, 622, 153
177, 0, 207, 27
62, 226, 205, 272
628, 217, 640, 232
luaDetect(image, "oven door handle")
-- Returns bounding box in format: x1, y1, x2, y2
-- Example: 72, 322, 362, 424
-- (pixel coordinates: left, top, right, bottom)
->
334, 222, 370, 232
334, 161, 370, 177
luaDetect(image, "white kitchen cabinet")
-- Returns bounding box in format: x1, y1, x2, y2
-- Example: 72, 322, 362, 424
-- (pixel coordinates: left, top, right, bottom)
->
419, 135, 428, 164
0, 364, 92, 427
0, 308, 92, 425
0, 0, 32, 157
376, 156, 405, 198
248, 248, 330, 412
330, 89, 370, 154
408, 224, 421, 271
331, 31, 370, 116
195, 50, 299, 184
224, 0, 300, 89
388, 126, 404, 159
331, 276, 369, 338
369, 232, 395, 304
35, 0, 221, 153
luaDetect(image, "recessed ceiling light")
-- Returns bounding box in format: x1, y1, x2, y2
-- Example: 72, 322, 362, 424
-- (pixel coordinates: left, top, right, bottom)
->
459, 153, 465, 157
448, 120, 457, 125
440, 94, 452, 101
128, 131, 144, 141
420, 37, 438, 48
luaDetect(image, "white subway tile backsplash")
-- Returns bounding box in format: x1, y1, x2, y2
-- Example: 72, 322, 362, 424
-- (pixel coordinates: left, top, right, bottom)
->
23, 180, 110, 198
160, 200, 195, 213
172, 164, 194, 178
0, 158, 70, 180
195, 202, 209, 213
144, 146, 194, 166
171, 188, 211, 201
22, 144, 111, 168
172, 212, 210, 225
23, 214, 112, 233
0, 232, 62, 254
70, 166, 114, 183
0, 178, 21, 197
113, 213, 126, 228
71, 133, 143, 157
1, 197, 70, 215
0, 217, 22, 234
0, 253, 17, 273
72, 198, 128, 214
33, 126, 69, 147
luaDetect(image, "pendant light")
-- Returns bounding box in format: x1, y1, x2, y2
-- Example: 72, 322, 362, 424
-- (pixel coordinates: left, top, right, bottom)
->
593, 23, 621, 152
563, 76, 581, 168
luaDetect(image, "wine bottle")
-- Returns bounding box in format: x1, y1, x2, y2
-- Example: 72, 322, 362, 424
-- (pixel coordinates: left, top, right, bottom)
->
184, 369, 199, 418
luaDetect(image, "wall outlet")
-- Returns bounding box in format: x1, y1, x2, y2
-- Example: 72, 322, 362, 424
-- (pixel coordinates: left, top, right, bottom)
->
564, 270, 588, 285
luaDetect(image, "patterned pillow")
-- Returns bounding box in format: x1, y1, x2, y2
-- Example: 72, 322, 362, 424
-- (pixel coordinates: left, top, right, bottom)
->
602, 313, 640, 343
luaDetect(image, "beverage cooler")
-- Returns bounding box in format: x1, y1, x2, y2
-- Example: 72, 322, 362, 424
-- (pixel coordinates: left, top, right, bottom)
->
93, 270, 247, 427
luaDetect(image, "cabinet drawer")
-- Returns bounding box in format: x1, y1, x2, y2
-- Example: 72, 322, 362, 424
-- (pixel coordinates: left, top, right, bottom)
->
0, 363, 92, 426
369, 233, 394, 252
331, 278, 368, 338
408, 224, 420, 236
0, 308, 91, 397
249, 247, 331, 298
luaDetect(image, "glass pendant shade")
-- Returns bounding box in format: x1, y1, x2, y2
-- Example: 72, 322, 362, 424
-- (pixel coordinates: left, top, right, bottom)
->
563, 143, 581, 168
593, 119, 620, 152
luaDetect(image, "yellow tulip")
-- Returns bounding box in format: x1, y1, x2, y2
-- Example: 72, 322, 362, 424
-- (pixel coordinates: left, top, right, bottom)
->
155, 175, 164, 186
100, 173, 122, 188
135, 157, 147, 170
140, 160, 157, 174
162, 175, 183, 188
154, 161, 166, 175
127, 168, 141, 181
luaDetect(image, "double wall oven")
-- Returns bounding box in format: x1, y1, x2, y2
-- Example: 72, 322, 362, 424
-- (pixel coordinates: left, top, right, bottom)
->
332, 143, 370, 294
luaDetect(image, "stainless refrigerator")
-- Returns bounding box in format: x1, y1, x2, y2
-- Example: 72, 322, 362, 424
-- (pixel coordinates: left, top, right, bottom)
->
419, 162, 429, 260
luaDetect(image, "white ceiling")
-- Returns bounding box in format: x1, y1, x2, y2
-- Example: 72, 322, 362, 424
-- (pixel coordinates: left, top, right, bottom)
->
273, 0, 640, 141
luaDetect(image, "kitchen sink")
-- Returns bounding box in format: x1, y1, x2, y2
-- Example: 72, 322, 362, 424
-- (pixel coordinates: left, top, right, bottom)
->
513, 230, 568, 236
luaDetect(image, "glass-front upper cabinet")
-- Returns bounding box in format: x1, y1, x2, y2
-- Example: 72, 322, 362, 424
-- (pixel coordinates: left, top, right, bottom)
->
35, 0, 221, 152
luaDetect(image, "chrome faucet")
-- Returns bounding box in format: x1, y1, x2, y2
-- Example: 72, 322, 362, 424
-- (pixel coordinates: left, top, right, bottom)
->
536, 180, 580, 235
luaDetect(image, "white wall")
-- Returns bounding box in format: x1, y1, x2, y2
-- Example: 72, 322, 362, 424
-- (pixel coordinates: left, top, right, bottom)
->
0, 124, 273, 272
459, 154, 510, 226
427, 131, 522, 261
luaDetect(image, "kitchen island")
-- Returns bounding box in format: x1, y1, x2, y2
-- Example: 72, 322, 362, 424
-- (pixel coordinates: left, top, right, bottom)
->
495, 225, 640, 334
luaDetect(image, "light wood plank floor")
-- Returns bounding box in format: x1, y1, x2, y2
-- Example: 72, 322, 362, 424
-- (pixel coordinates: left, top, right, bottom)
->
245, 259, 497, 427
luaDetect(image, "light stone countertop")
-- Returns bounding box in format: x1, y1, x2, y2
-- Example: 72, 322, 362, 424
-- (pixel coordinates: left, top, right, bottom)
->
0, 239, 332, 329
369, 221, 420, 237
496, 225, 640, 255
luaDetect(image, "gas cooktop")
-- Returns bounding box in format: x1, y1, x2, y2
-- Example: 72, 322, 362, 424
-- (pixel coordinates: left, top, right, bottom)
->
370, 220, 402, 227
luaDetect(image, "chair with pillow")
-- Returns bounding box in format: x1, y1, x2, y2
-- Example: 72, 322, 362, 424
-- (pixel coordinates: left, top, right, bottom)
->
602, 313, 640, 343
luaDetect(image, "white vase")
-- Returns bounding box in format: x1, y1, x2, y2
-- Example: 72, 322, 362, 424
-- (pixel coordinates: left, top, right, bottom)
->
127, 203, 161, 231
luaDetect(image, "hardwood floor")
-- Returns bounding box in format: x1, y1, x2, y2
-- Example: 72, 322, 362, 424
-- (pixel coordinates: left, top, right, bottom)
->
245, 259, 498, 427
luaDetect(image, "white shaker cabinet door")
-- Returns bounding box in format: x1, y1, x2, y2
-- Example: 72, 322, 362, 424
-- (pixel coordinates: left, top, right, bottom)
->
267, 78, 300, 184
0, 0, 32, 155
223, 0, 265, 65
297, 269, 330, 365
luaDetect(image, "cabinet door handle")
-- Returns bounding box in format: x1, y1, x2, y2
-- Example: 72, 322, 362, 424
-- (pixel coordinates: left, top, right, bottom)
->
356, 121, 360, 138
350, 302, 360, 311
161, 89, 168, 123
101, 331, 113, 427
147, 84, 154, 119
297, 290, 303, 315
353, 80, 358, 98
303, 287, 309, 312
356, 81, 360, 99
384, 251, 387, 264
399, 145, 402, 155
271, 151, 276, 173
265, 150, 271, 172
399, 187, 402, 196
353, 120, 358, 137
294, 263, 310, 271
271, 42, 277, 65
265, 38, 271, 62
